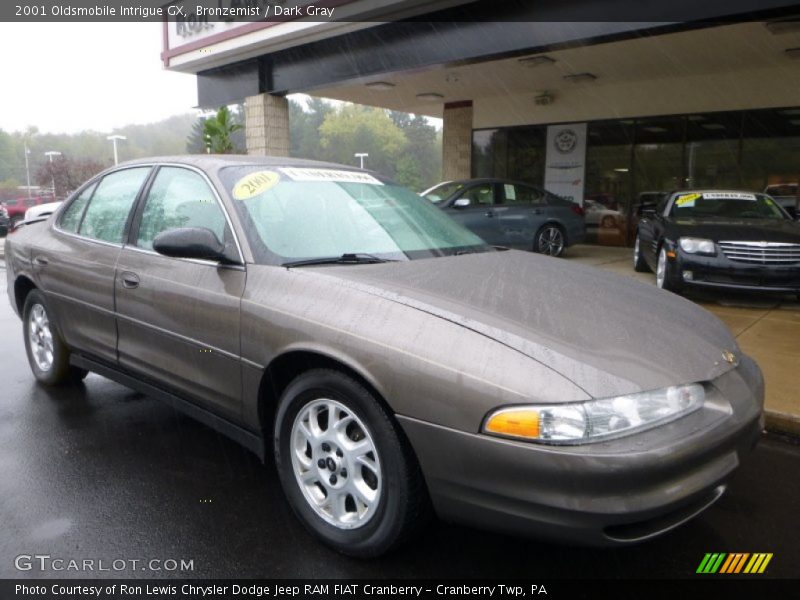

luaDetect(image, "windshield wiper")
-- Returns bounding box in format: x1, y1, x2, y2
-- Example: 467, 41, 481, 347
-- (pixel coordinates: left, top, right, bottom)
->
281, 253, 398, 268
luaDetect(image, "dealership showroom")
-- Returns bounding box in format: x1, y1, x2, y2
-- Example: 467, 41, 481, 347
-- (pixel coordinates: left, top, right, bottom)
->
163, 0, 800, 433
2, 0, 800, 589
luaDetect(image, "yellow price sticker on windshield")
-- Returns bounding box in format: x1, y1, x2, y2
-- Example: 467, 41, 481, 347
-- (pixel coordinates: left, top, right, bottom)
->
232, 171, 280, 200
676, 193, 702, 207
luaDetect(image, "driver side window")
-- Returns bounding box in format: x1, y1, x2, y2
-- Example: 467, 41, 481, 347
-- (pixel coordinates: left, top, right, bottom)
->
137, 167, 228, 251
462, 183, 494, 205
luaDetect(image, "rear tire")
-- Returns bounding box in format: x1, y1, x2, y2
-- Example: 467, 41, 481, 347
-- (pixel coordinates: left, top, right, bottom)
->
534, 224, 566, 257
22, 289, 87, 385
273, 369, 429, 557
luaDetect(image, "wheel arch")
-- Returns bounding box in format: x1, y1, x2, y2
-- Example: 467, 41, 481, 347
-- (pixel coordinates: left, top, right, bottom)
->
256, 349, 393, 446
14, 275, 37, 317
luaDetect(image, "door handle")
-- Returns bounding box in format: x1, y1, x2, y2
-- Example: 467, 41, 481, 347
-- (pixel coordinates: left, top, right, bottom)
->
485, 211, 494, 217
121, 272, 140, 289
532, 209, 542, 215
33, 256, 49, 266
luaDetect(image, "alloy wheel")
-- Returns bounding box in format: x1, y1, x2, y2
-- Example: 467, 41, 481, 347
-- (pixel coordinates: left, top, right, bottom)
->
656, 248, 667, 289
290, 398, 382, 530
538, 226, 564, 256
28, 304, 54, 372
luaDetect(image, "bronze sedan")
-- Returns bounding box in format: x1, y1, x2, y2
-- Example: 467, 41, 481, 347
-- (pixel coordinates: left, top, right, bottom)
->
6, 156, 764, 557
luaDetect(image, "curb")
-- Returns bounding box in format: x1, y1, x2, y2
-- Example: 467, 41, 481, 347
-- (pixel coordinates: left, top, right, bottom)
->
765, 410, 800, 437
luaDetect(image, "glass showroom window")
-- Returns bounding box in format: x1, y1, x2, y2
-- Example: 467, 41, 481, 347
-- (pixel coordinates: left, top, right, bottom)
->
684, 112, 742, 189
585, 120, 635, 246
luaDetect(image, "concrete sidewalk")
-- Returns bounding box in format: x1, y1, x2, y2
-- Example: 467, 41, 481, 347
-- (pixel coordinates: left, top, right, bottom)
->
566, 244, 800, 435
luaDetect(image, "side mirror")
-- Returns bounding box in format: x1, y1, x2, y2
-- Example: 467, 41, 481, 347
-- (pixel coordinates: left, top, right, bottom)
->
453, 197, 471, 208
153, 227, 235, 263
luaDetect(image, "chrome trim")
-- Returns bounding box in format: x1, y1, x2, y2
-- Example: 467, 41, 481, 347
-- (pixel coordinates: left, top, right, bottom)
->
718, 241, 800, 264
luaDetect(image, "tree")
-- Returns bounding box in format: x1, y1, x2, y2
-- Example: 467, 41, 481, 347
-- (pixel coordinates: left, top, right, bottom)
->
35, 155, 107, 198
319, 105, 407, 178
203, 106, 244, 154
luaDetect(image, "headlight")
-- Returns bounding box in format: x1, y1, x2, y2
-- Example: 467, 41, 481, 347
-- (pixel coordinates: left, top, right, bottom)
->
483, 383, 705, 444
679, 237, 716, 254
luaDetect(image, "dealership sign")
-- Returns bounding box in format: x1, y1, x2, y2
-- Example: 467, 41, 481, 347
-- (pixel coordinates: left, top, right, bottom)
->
544, 123, 587, 205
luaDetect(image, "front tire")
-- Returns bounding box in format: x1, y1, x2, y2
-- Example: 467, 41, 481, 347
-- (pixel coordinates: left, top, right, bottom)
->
23, 290, 88, 385
656, 246, 681, 293
273, 369, 429, 557
633, 233, 650, 272
534, 224, 566, 257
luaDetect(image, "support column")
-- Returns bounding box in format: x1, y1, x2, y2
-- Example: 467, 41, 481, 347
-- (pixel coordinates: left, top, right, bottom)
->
442, 101, 473, 181
245, 93, 290, 156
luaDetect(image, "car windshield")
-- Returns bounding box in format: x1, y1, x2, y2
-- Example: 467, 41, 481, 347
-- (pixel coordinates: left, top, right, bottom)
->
423, 182, 467, 204
670, 192, 788, 219
220, 166, 491, 264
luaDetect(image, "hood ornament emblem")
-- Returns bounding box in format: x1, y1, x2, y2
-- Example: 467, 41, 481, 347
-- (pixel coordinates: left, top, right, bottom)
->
722, 350, 737, 365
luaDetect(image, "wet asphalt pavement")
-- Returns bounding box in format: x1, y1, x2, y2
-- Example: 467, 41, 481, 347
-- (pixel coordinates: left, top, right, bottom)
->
1, 258, 799, 580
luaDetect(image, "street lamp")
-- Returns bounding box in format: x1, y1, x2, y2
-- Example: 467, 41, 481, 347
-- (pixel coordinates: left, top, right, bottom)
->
24, 143, 32, 200
107, 134, 127, 165
354, 152, 368, 169
44, 151, 62, 199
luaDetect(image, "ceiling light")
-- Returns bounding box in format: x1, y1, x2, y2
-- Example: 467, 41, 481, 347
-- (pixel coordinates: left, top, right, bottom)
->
785, 47, 800, 59
701, 123, 726, 130
765, 20, 800, 35
688, 115, 706, 121
780, 109, 800, 116
791, 120, 800, 126
642, 126, 667, 133
518, 55, 556, 67
614, 168, 629, 173
563, 73, 597, 84
416, 93, 444, 101
365, 81, 396, 90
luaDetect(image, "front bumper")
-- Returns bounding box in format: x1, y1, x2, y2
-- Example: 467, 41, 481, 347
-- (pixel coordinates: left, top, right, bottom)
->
399, 356, 764, 545
671, 248, 800, 292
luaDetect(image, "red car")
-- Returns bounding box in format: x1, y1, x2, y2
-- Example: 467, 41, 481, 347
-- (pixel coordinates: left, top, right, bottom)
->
3, 196, 54, 229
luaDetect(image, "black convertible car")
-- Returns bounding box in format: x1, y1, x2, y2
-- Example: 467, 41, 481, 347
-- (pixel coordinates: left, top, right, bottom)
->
634, 190, 800, 295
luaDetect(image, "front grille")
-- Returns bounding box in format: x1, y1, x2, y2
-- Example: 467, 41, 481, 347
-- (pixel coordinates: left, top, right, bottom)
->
718, 241, 800, 265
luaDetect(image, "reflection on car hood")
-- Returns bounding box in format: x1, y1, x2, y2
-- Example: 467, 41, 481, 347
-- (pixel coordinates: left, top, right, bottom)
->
670, 218, 800, 243
308, 250, 739, 398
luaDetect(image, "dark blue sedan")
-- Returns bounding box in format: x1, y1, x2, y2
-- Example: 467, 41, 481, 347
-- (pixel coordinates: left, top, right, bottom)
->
423, 178, 585, 257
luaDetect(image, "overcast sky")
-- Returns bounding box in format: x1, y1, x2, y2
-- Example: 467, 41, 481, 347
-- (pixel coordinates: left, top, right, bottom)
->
0, 23, 199, 134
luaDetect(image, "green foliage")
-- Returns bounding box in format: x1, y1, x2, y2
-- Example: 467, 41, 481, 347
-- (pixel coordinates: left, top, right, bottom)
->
318, 105, 407, 181
288, 100, 441, 191
0, 114, 197, 194
203, 106, 244, 154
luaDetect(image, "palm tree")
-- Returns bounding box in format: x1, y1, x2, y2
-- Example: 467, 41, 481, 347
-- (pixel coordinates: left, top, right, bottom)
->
203, 106, 243, 154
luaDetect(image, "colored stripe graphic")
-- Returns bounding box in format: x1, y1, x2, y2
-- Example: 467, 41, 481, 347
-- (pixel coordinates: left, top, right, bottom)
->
697, 553, 773, 574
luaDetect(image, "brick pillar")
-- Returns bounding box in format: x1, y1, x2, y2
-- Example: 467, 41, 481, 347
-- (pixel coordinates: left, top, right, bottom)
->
442, 101, 473, 181
245, 93, 289, 156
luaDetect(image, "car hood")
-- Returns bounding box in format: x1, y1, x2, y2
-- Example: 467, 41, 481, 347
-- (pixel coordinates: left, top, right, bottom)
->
669, 218, 800, 243
304, 250, 739, 399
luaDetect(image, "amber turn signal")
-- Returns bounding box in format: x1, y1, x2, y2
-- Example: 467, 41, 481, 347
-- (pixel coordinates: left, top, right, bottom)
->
484, 409, 541, 439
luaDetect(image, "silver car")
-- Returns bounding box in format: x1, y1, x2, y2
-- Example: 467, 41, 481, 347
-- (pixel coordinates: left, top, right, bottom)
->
6, 156, 763, 557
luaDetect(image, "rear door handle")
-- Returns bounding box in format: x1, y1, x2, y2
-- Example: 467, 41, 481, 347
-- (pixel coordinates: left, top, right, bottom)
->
121, 272, 140, 289
485, 210, 494, 217
33, 256, 49, 266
